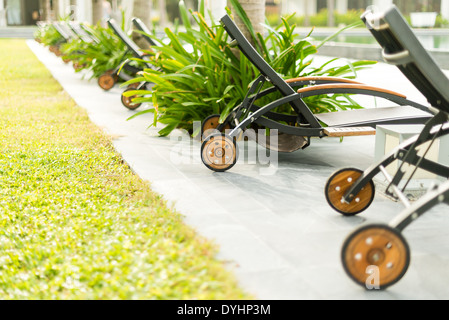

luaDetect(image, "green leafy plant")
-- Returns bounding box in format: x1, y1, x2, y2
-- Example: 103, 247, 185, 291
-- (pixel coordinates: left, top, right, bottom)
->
435, 14, 449, 27
35, 15, 73, 50
59, 32, 91, 69
62, 22, 133, 79
231, 1, 375, 114
125, 0, 376, 137
310, 9, 329, 27
34, 23, 65, 52
125, 0, 255, 136
35, 13, 142, 80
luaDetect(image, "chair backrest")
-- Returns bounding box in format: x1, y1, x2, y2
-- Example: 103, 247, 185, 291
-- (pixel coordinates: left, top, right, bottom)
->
68, 22, 94, 43
79, 24, 100, 44
107, 19, 143, 58
220, 14, 296, 97
132, 17, 157, 47
362, 6, 449, 113
220, 14, 321, 127
57, 22, 78, 40
52, 22, 70, 41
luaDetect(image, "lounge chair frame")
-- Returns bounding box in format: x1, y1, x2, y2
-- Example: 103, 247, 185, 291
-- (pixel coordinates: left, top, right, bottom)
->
68, 21, 99, 44
56, 22, 79, 41
200, 14, 434, 172
95, 19, 150, 90
52, 22, 71, 42
328, 6, 449, 290
329, 7, 449, 215
109, 18, 159, 108
132, 17, 157, 47
107, 19, 148, 78
219, 14, 433, 138
47, 22, 74, 59
80, 23, 101, 44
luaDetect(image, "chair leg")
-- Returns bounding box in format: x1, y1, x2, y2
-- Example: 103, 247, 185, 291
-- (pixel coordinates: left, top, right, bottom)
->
385, 112, 448, 197
389, 182, 449, 232
342, 114, 449, 204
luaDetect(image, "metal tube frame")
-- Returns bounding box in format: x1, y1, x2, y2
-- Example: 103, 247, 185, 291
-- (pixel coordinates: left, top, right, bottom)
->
342, 113, 449, 204
223, 84, 433, 140
389, 182, 449, 231
218, 13, 433, 148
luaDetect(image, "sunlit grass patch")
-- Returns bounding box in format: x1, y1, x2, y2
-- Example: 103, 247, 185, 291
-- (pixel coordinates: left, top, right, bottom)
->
0, 39, 250, 300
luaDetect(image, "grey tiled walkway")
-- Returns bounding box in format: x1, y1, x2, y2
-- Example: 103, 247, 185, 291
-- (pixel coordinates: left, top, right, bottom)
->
28, 40, 449, 300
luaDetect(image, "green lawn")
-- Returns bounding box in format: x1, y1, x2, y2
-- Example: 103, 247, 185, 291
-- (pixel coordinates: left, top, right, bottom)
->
0, 39, 250, 299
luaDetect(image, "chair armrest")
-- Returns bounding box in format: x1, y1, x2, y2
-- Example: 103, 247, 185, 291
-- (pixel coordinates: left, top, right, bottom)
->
297, 83, 406, 99
286, 76, 363, 86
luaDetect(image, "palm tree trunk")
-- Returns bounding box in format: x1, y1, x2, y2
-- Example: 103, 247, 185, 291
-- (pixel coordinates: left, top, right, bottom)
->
0, 0, 6, 27
92, 0, 103, 25
158, 0, 168, 28
133, 0, 151, 26
327, 0, 335, 27
229, 0, 266, 46
132, 0, 152, 48
53, 0, 60, 20
39, 0, 51, 21
304, 0, 310, 27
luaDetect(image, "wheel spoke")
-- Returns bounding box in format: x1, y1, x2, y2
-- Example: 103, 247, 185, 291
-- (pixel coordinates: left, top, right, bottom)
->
342, 224, 410, 289
201, 134, 237, 172
325, 168, 375, 215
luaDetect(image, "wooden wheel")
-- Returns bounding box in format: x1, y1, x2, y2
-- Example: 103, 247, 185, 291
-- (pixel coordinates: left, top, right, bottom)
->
201, 133, 237, 172
54, 47, 62, 57
49, 45, 59, 55
103, 69, 118, 79
127, 82, 140, 89
73, 62, 81, 70
325, 168, 375, 216
98, 72, 116, 91
73, 61, 86, 71
342, 224, 410, 290
201, 114, 231, 142
121, 87, 142, 110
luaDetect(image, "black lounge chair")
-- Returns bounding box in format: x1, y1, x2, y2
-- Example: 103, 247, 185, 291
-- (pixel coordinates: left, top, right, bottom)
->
52, 22, 72, 42
68, 21, 99, 44
323, 6, 449, 289
54, 22, 94, 69
199, 14, 434, 172
94, 19, 146, 92
79, 23, 102, 44
96, 19, 155, 110
56, 22, 79, 41
132, 17, 157, 47
106, 18, 159, 109
117, 17, 161, 109
47, 22, 74, 59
